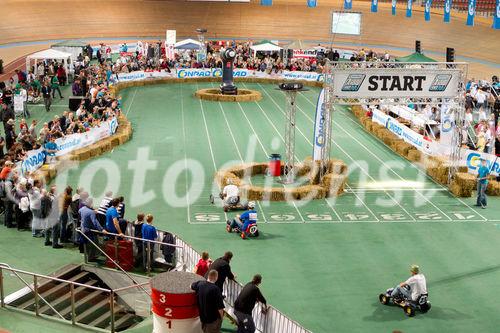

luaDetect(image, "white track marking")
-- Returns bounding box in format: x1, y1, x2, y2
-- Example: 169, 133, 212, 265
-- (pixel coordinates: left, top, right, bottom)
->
125, 87, 138, 117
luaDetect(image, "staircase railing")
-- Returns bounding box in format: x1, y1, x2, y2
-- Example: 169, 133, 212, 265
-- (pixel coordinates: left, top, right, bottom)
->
0, 263, 147, 332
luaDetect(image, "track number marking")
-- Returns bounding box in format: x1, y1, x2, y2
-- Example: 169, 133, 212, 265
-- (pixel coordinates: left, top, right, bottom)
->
306, 214, 333, 221
269, 214, 295, 221
194, 213, 221, 222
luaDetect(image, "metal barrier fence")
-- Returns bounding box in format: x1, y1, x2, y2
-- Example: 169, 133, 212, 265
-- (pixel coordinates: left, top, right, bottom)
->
0, 263, 149, 333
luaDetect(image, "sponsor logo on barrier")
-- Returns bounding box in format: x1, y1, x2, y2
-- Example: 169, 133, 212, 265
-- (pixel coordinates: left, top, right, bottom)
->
468, 0, 475, 16
466, 152, 500, 174
282, 71, 323, 82
21, 149, 46, 174
342, 74, 366, 92
442, 117, 453, 132
445, 0, 450, 12
177, 69, 212, 78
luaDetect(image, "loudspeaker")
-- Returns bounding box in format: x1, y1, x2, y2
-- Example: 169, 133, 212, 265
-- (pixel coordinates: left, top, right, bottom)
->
415, 40, 421, 54
446, 47, 455, 62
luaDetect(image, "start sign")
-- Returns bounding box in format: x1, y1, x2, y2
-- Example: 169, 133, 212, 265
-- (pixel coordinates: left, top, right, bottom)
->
332, 68, 461, 99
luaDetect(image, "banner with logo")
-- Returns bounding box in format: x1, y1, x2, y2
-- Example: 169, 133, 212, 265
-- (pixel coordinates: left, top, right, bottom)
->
440, 105, 454, 147
424, 0, 432, 21
444, 0, 452, 22
117, 71, 146, 82
371, 0, 378, 12
344, 0, 352, 10
406, 0, 413, 17
307, 0, 317, 7
21, 148, 46, 174
261, 0, 272, 5
462, 149, 499, 176
331, 68, 461, 99
392, 0, 397, 15
494, 0, 500, 29
312, 89, 326, 160
292, 49, 317, 58
467, 0, 476, 26
282, 71, 324, 82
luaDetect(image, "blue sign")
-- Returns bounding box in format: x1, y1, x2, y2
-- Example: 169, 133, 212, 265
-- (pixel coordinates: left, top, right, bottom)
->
344, 0, 352, 10
307, 0, 317, 7
371, 0, 378, 12
406, 0, 413, 17
392, 0, 397, 15
260, 0, 272, 5
444, 0, 452, 22
494, 0, 500, 29
467, 0, 476, 26
424, 0, 432, 21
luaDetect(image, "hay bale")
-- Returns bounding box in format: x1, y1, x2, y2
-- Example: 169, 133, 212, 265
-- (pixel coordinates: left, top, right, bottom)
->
395, 142, 414, 157
486, 180, 500, 196
407, 149, 422, 162
322, 173, 347, 197
214, 171, 241, 188
246, 186, 264, 201
76, 149, 91, 161
251, 163, 268, 175
454, 172, 477, 192
110, 136, 120, 147
327, 159, 348, 174
449, 182, 472, 197
291, 185, 326, 200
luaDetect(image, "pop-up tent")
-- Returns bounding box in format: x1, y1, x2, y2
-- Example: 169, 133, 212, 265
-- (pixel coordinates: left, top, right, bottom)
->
51, 40, 88, 60
250, 40, 282, 57
395, 52, 437, 62
174, 38, 202, 50
26, 49, 73, 74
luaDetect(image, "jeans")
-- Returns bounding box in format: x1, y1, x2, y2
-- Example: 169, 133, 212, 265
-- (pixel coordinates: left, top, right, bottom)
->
229, 218, 243, 230
4, 200, 13, 228
390, 285, 411, 300
60, 211, 69, 241
477, 182, 487, 206
44, 96, 52, 111
234, 310, 256, 333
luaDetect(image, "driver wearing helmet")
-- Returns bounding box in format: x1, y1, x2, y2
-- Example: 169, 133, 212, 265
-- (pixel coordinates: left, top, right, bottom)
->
221, 179, 240, 206
229, 201, 257, 232
391, 265, 427, 303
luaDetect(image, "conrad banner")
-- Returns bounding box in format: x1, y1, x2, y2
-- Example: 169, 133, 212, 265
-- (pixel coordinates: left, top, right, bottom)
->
331, 68, 461, 99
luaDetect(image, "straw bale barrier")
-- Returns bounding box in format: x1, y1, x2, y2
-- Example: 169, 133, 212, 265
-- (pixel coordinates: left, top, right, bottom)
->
195, 88, 262, 102
407, 149, 422, 162
486, 180, 500, 196
214, 157, 347, 201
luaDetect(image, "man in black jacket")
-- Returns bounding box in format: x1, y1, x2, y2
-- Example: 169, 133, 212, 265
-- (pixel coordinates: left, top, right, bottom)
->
206, 251, 235, 292
191, 270, 225, 333
234, 274, 268, 333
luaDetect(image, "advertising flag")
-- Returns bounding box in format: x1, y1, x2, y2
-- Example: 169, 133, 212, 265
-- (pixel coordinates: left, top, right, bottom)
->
307, 0, 317, 7
406, 0, 413, 17
260, 0, 272, 5
344, 0, 353, 10
444, 0, 452, 22
392, 0, 397, 15
312, 89, 326, 161
425, 0, 432, 21
371, 0, 378, 13
467, 0, 476, 26
494, 0, 500, 29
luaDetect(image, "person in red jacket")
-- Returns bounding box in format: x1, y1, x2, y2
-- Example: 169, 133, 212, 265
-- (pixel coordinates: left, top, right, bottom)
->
194, 252, 212, 277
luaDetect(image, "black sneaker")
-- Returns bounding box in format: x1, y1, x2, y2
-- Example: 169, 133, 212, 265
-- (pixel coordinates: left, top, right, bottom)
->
44, 241, 53, 246
52, 244, 63, 249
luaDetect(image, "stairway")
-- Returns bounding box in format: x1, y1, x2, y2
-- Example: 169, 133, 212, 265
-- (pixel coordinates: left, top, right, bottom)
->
5, 264, 145, 332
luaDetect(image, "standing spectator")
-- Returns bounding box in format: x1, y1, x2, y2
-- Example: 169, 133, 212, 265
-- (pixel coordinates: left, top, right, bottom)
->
116, 196, 125, 218
15, 181, 31, 230
194, 252, 212, 277
96, 191, 113, 226
59, 186, 73, 243
57, 65, 67, 86
191, 270, 225, 333
133, 213, 145, 263
51, 75, 63, 99
42, 186, 63, 248
5, 119, 16, 150
79, 198, 107, 261
41, 81, 52, 112
29, 180, 43, 237
476, 158, 490, 209
207, 251, 236, 292
44, 136, 58, 164
234, 274, 268, 333
3, 174, 15, 228
105, 198, 126, 236
141, 213, 158, 269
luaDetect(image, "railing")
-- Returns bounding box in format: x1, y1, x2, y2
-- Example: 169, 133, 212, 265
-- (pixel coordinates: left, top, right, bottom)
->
0, 263, 148, 333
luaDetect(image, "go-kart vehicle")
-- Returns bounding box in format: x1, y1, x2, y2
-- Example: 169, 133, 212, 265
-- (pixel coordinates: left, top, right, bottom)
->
226, 219, 259, 239
209, 194, 248, 212
379, 286, 431, 317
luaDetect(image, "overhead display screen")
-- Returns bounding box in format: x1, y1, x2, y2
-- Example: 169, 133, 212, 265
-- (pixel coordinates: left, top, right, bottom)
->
331, 12, 362, 35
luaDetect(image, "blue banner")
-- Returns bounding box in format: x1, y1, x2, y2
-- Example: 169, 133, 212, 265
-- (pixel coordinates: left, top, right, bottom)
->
371, 0, 378, 13
424, 0, 432, 21
444, 0, 452, 22
344, 0, 353, 10
392, 0, 397, 15
406, 0, 413, 17
494, 0, 500, 29
467, 0, 476, 26
307, 0, 317, 7
260, 0, 272, 5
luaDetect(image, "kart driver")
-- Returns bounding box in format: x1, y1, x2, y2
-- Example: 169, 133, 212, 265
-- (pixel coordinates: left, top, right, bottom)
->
391, 265, 427, 303
228, 201, 257, 231
222, 179, 240, 206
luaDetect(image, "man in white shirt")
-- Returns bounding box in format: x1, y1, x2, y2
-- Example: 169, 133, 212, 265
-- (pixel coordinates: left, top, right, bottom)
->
221, 179, 240, 206
391, 265, 427, 303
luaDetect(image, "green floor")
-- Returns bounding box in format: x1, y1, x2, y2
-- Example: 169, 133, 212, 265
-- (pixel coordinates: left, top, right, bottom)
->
1, 82, 500, 333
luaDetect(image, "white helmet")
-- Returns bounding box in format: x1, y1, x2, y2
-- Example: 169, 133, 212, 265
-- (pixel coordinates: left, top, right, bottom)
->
247, 201, 256, 209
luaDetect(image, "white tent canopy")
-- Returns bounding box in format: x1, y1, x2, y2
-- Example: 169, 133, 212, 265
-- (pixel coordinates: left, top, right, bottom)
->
250, 40, 282, 57
174, 38, 202, 50
26, 49, 74, 75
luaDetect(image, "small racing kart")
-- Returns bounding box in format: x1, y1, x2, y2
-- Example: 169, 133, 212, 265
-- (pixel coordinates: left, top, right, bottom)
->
210, 194, 248, 212
226, 220, 259, 239
378, 287, 431, 317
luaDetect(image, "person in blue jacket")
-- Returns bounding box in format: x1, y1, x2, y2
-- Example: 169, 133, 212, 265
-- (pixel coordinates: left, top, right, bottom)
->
228, 201, 257, 232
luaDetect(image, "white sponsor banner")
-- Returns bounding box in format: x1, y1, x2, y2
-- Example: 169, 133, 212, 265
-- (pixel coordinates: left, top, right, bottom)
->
117, 71, 146, 82
55, 118, 118, 156
282, 71, 324, 82
21, 148, 46, 174
312, 88, 326, 160
371, 109, 435, 154
461, 149, 499, 176
333, 68, 461, 98
292, 49, 317, 58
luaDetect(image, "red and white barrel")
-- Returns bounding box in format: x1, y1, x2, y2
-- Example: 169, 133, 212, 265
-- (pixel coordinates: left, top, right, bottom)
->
151, 271, 204, 333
